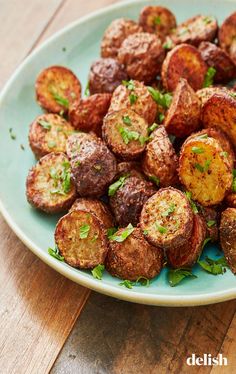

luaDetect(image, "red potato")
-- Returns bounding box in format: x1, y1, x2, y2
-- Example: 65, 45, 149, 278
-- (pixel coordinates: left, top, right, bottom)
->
218, 11, 236, 64
220, 207, 236, 274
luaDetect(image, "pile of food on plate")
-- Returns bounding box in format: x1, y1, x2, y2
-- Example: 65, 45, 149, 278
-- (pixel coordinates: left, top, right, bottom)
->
25, 6, 236, 287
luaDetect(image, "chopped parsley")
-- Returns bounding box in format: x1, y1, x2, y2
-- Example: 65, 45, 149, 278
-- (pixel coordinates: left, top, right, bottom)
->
220, 151, 228, 158
84, 82, 90, 97
91, 264, 105, 280
48, 246, 64, 261
9, 128, 16, 140
194, 160, 211, 173
203, 67, 216, 88
207, 220, 216, 228
203, 16, 213, 24
38, 119, 52, 130
192, 146, 204, 154
109, 223, 134, 242
196, 134, 208, 140
49, 161, 71, 196
119, 280, 133, 289
198, 256, 229, 275
51, 91, 69, 108
155, 223, 167, 234
48, 141, 56, 148
129, 93, 138, 105
119, 127, 140, 145
139, 135, 150, 146
233, 169, 236, 192
148, 123, 159, 135
107, 227, 118, 239
147, 87, 172, 109
108, 175, 129, 196
122, 80, 135, 91
135, 276, 150, 287
148, 175, 160, 186
184, 191, 199, 214
79, 224, 90, 239
154, 16, 161, 25
162, 203, 176, 217
202, 237, 211, 249
20, 144, 25, 151
143, 229, 149, 236
158, 113, 165, 123
163, 39, 173, 49
168, 268, 197, 287
122, 115, 131, 125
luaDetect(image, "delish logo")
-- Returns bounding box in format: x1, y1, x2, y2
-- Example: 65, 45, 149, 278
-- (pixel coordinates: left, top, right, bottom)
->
187, 353, 228, 366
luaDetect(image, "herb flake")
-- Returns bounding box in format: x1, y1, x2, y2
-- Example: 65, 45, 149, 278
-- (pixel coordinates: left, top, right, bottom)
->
203, 67, 216, 88
168, 268, 197, 287
79, 224, 90, 239
48, 246, 64, 261
109, 223, 134, 242
91, 264, 105, 280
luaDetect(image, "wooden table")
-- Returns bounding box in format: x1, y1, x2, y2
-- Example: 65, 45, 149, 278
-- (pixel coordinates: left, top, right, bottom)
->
1, 1, 236, 373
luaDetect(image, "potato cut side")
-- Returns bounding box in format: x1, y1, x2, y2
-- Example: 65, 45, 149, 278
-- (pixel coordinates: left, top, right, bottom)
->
138, 6, 176, 39
220, 208, 236, 274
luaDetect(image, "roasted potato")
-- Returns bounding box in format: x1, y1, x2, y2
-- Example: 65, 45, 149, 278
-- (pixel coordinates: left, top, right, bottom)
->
109, 174, 156, 227
88, 58, 128, 94
218, 11, 236, 64
102, 108, 149, 160
26, 152, 76, 213
117, 32, 165, 84
198, 42, 236, 82
202, 91, 236, 147
69, 198, 114, 228
164, 78, 201, 137
116, 161, 144, 180
55, 210, 108, 268
140, 187, 194, 249
101, 18, 142, 58
196, 86, 230, 106
35, 66, 81, 113
138, 6, 176, 39
29, 114, 74, 159
225, 193, 236, 208
167, 214, 206, 268
179, 136, 233, 206
108, 80, 157, 125
66, 132, 117, 197
220, 207, 236, 274
161, 44, 207, 92
142, 126, 179, 187
68, 93, 111, 137
106, 227, 163, 281
199, 206, 219, 242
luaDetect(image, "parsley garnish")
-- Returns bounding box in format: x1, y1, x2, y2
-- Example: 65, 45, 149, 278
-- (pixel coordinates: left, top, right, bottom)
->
139, 135, 149, 146
49, 161, 71, 195
147, 87, 172, 109
184, 191, 198, 214
48, 141, 56, 148
148, 175, 160, 186
107, 227, 118, 239
119, 127, 140, 145
207, 220, 216, 228
163, 39, 173, 49
168, 268, 197, 287
108, 175, 129, 196
79, 224, 90, 239
162, 203, 176, 217
48, 246, 64, 261
20, 144, 25, 151
220, 151, 228, 158
194, 160, 211, 173
38, 119, 52, 130
203, 16, 213, 24
192, 146, 204, 154
202, 237, 211, 249
84, 82, 90, 97
122, 115, 131, 125
196, 134, 208, 140
122, 80, 135, 91
91, 264, 105, 280
154, 16, 161, 25
51, 91, 69, 108
9, 128, 16, 140
109, 223, 134, 242
155, 223, 167, 234
119, 280, 133, 289
129, 93, 138, 105
233, 169, 236, 192
158, 113, 165, 123
143, 229, 149, 236
135, 276, 150, 287
198, 256, 229, 275
148, 123, 159, 134
203, 67, 216, 88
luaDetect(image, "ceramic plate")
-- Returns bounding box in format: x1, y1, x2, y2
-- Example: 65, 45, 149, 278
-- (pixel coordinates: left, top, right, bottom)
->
1, 0, 236, 306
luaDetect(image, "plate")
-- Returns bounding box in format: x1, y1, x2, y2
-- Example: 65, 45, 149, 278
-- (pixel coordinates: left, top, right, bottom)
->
0, 0, 236, 306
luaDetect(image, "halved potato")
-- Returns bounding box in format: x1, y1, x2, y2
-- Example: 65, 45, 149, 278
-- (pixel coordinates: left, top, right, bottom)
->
220, 207, 236, 274
29, 114, 75, 159
26, 152, 76, 213
138, 6, 176, 39
200, 206, 219, 242
218, 11, 236, 64
196, 86, 231, 106
179, 136, 233, 206
35, 66, 81, 113
55, 210, 108, 268
225, 193, 236, 208
140, 187, 194, 249
161, 44, 207, 92
164, 78, 201, 137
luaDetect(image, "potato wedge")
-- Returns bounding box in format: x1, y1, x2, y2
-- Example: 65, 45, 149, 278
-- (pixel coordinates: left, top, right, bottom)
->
220, 207, 236, 274
218, 11, 236, 64
179, 136, 233, 206
108, 80, 157, 125
29, 114, 75, 159
167, 214, 206, 268
35, 66, 81, 113
138, 6, 176, 39
161, 44, 207, 92
102, 108, 149, 160
142, 126, 179, 187
69, 93, 111, 137
140, 187, 194, 249
106, 227, 163, 281
26, 152, 76, 213
164, 78, 201, 137
55, 210, 108, 268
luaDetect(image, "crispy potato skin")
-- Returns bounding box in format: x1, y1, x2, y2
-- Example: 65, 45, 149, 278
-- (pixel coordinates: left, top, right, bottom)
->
109, 175, 156, 227
225, 193, 236, 208
88, 58, 128, 94
202, 92, 236, 147
66, 132, 117, 197
142, 126, 179, 187
26, 152, 76, 213
200, 206, 219, 242
218, 12, 236, 64
220, 208, 236, 274
140, 187, 194, 249
69, 198, 114, 228
161, 44, 207, 92
55, 210, 108, 268
196, 86, 231, 106
179, 137, 233, 206
167, 214, 206, 268
106, 228, 163, 281
164, 78, 201, 137
117, 32, 165, 84
68, 93, 111, 137
198, 42, 236, 82
29, 114, 74, 159
101, 18, 142, 58
116, 161, 144, 180
138, 6, 176, 39
102, 109, 148, 160
35, 66, 81, 113
108, 81, 157, 125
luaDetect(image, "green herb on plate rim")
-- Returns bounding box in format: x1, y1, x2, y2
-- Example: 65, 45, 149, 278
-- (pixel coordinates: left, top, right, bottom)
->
168, 268, 197, 287
119, 280, 133, 289
48, 246, 64, 261
91, 264, 105, 280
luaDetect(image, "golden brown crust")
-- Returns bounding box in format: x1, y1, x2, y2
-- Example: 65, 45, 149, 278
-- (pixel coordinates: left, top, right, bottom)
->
68, 93, 111, 137
201, 92, 236, 147
117, 32, 165, 84
179, 136, 233, 206
218, 12, 236, 64
35, 66, 81, 113
69, 198, 114, 228
26, 152, 76, 213
220, 207, 236, 274
164, 78, 201, 137
199, 206, 219, 242
161, 44, 207, 92
29, 114, 74, 159
108, 81, 157, 125
101, 18, 142, 58
142, 126, 179, 187
55, 210, 108, 268
196, 86, 231, 106
106, 227, 163, 281
140, 187, 194, 249
102, 109, 148, 160
167, 214, 207, 268
116, 161, 144, 179
225, 193, 236, 208
138, 6, 176, 40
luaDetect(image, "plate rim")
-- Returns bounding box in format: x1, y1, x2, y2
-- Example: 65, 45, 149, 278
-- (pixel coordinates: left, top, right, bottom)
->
1, 0, 236, 307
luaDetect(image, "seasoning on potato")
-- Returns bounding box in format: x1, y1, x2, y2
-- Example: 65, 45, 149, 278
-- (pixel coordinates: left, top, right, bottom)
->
218, 11, 236, 64
138, 6, 176, 39
220, 208, 236, 274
